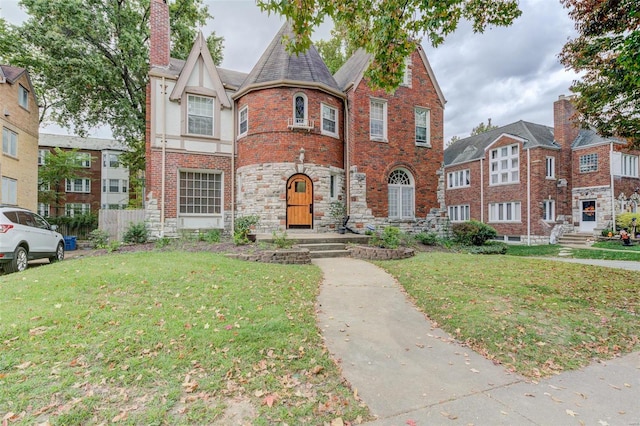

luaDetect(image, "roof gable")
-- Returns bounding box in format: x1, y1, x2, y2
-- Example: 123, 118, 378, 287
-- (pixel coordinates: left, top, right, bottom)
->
444, 121, 556, 166
333, 45, 446, 107
169, 32, 231, 108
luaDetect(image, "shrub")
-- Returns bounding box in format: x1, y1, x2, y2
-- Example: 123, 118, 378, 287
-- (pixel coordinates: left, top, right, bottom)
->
272, 230, 294, 249
464, 241, 507, 255
234, 215, 259, 245
370, 226, 402, 249
123, 222, 149, 244
616, 212, 640, 233
415, 231, 438, 246
155, 236, 171, 249
200, 229, 221, 243
88, 229, 110, 249
452, 220, 497, 246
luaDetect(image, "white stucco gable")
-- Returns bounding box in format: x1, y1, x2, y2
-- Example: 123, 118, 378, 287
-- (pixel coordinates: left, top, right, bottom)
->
169, 31, 231, 109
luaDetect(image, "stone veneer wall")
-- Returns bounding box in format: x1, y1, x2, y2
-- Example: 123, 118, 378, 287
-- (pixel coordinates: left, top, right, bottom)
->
236, 162, 345, 233
232, 249, 311, 265
572, 185, 613, 233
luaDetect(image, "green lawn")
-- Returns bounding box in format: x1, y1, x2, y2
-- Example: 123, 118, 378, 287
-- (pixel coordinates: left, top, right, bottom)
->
0, 252, 369, 425
505, 242, 640, 261
376, 252, 640, 378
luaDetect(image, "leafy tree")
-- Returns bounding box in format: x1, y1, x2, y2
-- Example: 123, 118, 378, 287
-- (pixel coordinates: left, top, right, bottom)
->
257, 0, 521, 91
38, 148, 90, 218
315, 22, 358, 73
559, 0, 640, 147
447, 135, 462, 147
0, 0, 224, 175
471, 119, 498, 135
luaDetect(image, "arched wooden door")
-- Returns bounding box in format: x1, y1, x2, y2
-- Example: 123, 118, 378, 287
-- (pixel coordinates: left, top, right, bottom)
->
286, 174, 313, 229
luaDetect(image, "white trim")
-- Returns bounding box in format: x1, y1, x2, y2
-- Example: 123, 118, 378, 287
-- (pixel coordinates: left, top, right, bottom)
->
370, 97, 388, 142
238, 105, 248, 137
321, 103, 339, 137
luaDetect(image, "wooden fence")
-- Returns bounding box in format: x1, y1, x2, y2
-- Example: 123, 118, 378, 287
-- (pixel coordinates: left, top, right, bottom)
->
99, 209, 145, 242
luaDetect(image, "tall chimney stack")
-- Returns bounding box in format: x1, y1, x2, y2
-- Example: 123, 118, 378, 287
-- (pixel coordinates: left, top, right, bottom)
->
150, 0, 170, 68
553, 94, 580, 147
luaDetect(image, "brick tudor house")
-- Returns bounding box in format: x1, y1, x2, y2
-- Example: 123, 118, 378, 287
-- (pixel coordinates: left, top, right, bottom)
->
444, 95, 640, 244
145, 0, 446, 238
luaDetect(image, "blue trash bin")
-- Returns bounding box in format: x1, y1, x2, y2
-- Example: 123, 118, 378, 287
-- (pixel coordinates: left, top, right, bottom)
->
64, 236, 77, 251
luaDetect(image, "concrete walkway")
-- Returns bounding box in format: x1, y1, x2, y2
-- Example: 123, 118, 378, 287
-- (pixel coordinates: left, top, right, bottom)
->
314, 257, 640, 425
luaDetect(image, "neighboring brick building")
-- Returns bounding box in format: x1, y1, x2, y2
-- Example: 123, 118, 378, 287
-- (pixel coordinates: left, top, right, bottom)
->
444, 95, 640, 243
38, 134, 131, 218
145, 0, 446, 237
0, 65, 39, 210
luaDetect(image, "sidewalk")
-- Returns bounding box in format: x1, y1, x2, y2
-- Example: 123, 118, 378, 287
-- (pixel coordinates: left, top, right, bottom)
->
314, 258, 640, 425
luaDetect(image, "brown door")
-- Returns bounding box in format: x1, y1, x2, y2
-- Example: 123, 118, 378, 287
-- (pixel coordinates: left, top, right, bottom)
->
287, 174, 313, 229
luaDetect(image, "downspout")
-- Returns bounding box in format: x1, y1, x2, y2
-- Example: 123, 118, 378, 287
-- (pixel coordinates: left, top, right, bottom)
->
231, 99, 236, 234
527, 148, 531, 246
610, 142, 616, 230
160, 77, 166, 237
344, 83, 353, 215
480, 158, 484, 223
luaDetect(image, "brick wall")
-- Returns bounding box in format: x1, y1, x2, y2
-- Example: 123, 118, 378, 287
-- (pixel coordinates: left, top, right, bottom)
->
0, 71, 39, 210
347, 49, 444, 220
235, 87, 344, 169
572, 144, 612, 189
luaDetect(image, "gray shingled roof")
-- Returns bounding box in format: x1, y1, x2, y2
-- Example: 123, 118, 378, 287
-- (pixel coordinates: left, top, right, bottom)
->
238, 22, 340, 92
0, 65, 26, 83
444, 121, 557, 166
572, 128, 625, 148
333, 49, 371, 91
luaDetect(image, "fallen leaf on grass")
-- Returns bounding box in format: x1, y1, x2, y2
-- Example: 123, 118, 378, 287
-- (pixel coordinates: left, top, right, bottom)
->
112, 411, 128, 422
330, 418, 344, 426
263, 393, 278, 408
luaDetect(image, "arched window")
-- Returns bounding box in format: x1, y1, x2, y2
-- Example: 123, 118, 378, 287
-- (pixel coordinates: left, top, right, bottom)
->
388, 169, 414, 219
293, 93, 307, 126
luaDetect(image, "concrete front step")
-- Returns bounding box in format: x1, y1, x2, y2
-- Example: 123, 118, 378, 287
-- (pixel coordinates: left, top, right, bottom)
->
557, 233, 594, 245
309, 249, 351, 259
255, 233, 370, 246
297, 243, 347, 251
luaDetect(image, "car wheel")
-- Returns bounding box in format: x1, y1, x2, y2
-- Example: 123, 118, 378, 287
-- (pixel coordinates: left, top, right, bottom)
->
50, 242, 65, 263
5, 246, 28, 273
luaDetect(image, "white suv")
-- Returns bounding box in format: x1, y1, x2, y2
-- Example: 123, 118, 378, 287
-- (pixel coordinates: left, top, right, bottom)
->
0, 206, 65, 273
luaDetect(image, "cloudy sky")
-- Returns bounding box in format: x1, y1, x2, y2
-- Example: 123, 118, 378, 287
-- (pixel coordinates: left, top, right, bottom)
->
1, 0, 580, 143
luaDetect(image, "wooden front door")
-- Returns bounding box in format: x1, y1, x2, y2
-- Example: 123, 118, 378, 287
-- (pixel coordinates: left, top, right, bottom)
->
287, 174, 313, 229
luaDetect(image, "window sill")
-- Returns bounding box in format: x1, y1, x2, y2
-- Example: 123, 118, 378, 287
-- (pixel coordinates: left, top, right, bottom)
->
370, 137, 388, 143
415, 142, 431, 148
447, 185, 471, 190
321, 131, 339, 139
388, 218, 416, 223
488, 181, 520, 187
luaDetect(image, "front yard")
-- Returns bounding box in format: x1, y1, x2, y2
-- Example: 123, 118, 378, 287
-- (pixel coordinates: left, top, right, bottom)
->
1, 243, 639, 424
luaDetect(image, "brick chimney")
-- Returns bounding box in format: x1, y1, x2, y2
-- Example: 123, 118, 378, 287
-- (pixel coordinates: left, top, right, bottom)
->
553, 94, 580, 146
150, 0, 170, 68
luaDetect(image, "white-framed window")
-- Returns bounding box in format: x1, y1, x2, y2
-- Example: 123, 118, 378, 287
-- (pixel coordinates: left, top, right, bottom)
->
401, 55, 412, 87
448, 205, 470, 222
37, 203, 50, 217
38, 149, 48, 165
179, 171, 222, 214
321, 104, 338, 137
65, 203, 91, 217
621, 154, 639, 178
293, 93, 308, 126
187, 94, 214, 136
490, 144, 519, 185
38, 179, 50, 191
388, 169, 414, 219
66, 178, 91, 193
370, 98, 388, 141
103, 179, 128, 193
579, 153, 598, 173
1, 177, 17, 204
415, 107, 430, 146
238, 106, 248, 136
447, 169, 470, 189
18, 84, 29, 109
542, 199, 555, 222
545, 156, 555, 179
103, 153, 120, 168
75, 152, 91, 168
489, 201, 521, 222
2, 127, 18, 157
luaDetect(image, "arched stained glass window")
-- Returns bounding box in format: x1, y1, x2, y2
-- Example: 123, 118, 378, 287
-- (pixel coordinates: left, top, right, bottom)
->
294, 94, 307, 125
